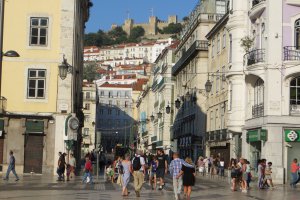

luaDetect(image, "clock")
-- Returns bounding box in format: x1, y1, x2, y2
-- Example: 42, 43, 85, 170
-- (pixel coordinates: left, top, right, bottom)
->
69, 117, 79, 131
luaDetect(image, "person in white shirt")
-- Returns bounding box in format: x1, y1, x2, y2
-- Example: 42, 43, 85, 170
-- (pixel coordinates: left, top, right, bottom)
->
132, 150, 146, 197
219, 158, 225, 177
69, 153, 76, 179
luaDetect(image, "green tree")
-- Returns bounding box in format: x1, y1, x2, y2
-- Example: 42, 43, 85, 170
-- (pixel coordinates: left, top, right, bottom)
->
83, 63, 98, 82
84, 33, 102, 46
163, 23, 183, 34
107, 26, 128, 44
128, 26, 145, 42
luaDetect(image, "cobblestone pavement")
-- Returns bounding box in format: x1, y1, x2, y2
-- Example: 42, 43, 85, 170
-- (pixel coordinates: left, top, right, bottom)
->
0, 174, 299, 200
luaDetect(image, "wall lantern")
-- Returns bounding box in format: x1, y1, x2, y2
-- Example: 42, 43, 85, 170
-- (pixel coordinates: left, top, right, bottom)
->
58, 55, 73, 80
175, 98, 181, 109
150, 113, 155, 121
165, 105, 171, 114
205, 79, 212, 93
157, 111, 162, 119
3, 50, 20, 57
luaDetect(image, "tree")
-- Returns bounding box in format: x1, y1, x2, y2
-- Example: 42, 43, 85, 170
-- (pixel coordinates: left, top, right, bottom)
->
84, 33, 102, 46
162, 23, 183, 34
128, 26, 145, 42
107, 26, 128, 44
83, 63, 98, 82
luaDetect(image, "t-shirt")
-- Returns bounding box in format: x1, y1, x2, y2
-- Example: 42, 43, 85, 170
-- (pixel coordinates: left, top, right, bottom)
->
157, 155, 166, 169
220, 161, 225, 167
132, 155, 145, 171
151, 160, 157, 172
85, 160, 92, 172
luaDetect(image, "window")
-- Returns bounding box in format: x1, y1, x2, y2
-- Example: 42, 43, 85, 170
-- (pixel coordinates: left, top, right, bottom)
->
222, 30, 226, 48
100, 109, 104, 115
83, 128, 89, 136
108, 91, 112, 98
86, 92, 91, 100
108, 109, 112, 115
85, 103, 90, 110
221, 66, 225, 89
100, 91, 104, 97
216, 70, 220, 92
116, 100, 120, 106
229, 34, 232, 63
212, 39, 215, 58
117, 109, 121, 116
254, 79, 264, 106
217, 34, 220, 53
125, 101, 128, 108
84, 115, 90, 122
295, 19, 300, 49
109, 100, 112, 106
30, 17, 48, 46
27, 69, 46, 99
290, 77, 300, 105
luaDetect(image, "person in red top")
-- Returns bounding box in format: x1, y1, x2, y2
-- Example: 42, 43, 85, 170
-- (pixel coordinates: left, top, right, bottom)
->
82, 156, 93, 184
290, 158, 300, 188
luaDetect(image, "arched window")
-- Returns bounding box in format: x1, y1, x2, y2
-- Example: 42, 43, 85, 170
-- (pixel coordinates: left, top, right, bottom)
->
295, 19, 300, 49
254, 78, 264, 106
290, 77, 300, 105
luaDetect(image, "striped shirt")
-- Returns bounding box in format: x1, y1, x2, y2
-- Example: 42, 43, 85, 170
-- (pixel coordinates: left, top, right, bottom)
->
169, 158, 183, 178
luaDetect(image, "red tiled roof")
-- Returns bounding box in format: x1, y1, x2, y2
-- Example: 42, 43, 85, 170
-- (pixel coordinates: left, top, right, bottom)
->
100, 83, 133, 88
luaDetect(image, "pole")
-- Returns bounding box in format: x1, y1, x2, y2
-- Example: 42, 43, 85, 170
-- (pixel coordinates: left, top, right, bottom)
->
96, 151, 99, 180
124, 121, 126, 147
0, 0, 5, 97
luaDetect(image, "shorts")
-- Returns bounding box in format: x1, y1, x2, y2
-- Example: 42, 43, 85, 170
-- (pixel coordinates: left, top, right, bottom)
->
156, 168, 165, 179
150, 172, 156, 178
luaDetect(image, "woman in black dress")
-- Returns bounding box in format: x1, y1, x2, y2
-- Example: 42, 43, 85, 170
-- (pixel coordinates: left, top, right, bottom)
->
176, 157, 195, 200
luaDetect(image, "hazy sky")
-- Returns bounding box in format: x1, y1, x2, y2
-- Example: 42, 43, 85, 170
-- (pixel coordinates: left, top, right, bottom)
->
85, 0, 199, 33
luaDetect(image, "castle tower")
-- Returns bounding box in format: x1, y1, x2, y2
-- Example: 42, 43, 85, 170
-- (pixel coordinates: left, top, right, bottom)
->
148, 16, 157, 35
123, 19, 134, 35
168, 15, 177, 24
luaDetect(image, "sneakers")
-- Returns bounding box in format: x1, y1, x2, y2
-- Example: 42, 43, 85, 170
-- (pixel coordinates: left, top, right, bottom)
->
15, 178, 19, 181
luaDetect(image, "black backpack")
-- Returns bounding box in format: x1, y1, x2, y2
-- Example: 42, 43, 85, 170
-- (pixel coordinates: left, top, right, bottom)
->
132, 156, 141, 171
118, 161, 124, 174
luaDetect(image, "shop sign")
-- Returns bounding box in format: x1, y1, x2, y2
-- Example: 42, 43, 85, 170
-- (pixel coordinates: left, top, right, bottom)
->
285, 129, 300, 142
247, 129, 267, 142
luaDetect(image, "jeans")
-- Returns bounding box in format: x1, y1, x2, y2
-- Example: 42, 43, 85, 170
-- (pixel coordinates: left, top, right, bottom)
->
5, 165, 19, 180
173, 177, 182, 199
82, 172, 93, 183
295, 172, 300, 184
291, 172, 298, 186
133, 171, 144, 192
219, 166, 225, 176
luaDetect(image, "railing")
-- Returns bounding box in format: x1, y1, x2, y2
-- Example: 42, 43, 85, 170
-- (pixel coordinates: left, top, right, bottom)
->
156, 140, 163, 147
244, 49, 265, 66
252, 0, 266, 7
284, 46, 300, 61
153, 66, 160, 75
0, 97, 7, 113
151, 136, 157, 142
172, 40, 208, 75
252, 103, 264, 118
290, 104, 300, 114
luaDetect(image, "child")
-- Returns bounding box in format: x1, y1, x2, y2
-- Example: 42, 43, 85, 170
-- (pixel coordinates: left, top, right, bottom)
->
106, 164, 114, 183
149, 156, 158, 190
265, 162, 274, 189
66, 164, 71, 181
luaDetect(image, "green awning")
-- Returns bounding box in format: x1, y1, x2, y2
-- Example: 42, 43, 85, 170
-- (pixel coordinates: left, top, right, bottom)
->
247, 129, 267, 142
25, 121, 44, 133
285, 129, 300, 142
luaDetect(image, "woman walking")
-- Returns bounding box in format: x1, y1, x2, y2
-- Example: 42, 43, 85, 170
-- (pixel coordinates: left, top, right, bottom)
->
121, 154, 132, 196
290, 158, 300, 188
229, 158, 239, 191
197, 157, 205, 176
176, 157, 195, 200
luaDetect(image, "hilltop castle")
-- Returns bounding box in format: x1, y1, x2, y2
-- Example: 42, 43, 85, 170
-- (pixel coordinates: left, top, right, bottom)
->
111, 15, 178, 36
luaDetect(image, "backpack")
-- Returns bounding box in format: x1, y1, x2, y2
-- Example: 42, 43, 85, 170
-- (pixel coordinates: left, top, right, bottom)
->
132, 156, 141, 171
119, 164, 124, 174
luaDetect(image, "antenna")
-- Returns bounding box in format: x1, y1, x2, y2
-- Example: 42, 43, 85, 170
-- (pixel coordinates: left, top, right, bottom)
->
151, 8, 154, 17
126, 10, 130, 19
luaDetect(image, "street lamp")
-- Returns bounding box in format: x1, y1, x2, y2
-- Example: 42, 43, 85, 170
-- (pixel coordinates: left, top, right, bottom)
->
157, 111, 162, 119
205, 79, 212, 93
175, 98, 181, 109
58, 55, 73, 80
150, 113, 155, 121
165, 104, 171, 114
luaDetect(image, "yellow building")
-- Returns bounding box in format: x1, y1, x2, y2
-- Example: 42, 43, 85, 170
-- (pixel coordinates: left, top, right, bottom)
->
0, 0, 91, 174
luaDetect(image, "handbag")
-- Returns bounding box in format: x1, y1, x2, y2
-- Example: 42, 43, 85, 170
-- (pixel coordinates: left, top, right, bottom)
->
199, 167, 204, 173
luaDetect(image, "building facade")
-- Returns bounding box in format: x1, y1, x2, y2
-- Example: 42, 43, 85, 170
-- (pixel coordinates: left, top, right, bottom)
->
81, 82, 96, 156
172, 0, 227, 161
205, 13, 231, 165
0, 0, 90, 174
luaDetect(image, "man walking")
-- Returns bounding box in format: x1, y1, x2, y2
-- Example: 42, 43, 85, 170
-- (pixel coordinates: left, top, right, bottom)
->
3, 150, 19, 181
132, 150, 146, 197
157, 149, 168, 190
169, 153, 183, 200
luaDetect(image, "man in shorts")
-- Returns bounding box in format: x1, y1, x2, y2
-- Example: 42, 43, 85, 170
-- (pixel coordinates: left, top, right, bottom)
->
156, 149, 168, 190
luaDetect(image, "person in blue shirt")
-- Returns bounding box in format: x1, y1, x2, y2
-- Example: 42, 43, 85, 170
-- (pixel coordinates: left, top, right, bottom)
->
3, 150, 19, 181
169, 153, 183, 200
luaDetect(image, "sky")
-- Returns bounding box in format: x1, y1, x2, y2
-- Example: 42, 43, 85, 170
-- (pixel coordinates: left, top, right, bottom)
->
85, 0, 199, 33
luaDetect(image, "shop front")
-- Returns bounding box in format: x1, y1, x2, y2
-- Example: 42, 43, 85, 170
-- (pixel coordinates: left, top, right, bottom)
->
246, 129, 267, 171
285, 129, 300, 182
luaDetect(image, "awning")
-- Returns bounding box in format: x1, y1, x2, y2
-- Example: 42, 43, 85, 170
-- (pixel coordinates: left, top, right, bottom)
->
25, 120, 44, 134
247, 129, 267, 142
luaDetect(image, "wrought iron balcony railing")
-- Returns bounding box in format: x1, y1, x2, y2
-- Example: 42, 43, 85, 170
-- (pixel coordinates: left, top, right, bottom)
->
283, 46, 300, 61
252, 0, 266, 7
252, 103, 264, 118
244, 49, 265, 66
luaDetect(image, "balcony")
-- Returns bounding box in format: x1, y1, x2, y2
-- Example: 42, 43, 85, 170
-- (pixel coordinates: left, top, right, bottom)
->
244, 49, 265, 67
153, 66, 160, 75
0, 97, 7, 114
172, 40, 208, 75
249, 0, 266, 20
151, 136, 157, 142
290, 104, 300, 115
283, 46, 300, 61
156, 140, 163, 147
252, 103, 264, 118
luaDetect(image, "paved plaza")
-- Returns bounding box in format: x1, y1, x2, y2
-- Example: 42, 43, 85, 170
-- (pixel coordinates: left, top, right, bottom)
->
0, 174, 300, 200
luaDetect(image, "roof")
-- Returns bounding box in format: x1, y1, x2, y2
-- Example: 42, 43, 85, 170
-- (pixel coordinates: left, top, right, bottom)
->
99, 83, 133, 88
206, 12, 229, 39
